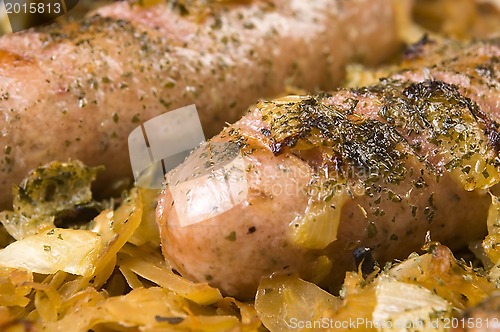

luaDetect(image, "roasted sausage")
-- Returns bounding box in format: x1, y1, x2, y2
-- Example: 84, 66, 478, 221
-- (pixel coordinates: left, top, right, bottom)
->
157, 38, 500, 299
0, 0, 401, 208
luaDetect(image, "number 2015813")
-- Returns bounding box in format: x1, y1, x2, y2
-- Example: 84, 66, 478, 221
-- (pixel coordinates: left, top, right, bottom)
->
5, 2, 62, 15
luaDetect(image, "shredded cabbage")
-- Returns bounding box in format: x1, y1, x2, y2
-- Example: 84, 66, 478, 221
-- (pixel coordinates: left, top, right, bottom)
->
0, 161, 103, 240
0, 229, 102, 276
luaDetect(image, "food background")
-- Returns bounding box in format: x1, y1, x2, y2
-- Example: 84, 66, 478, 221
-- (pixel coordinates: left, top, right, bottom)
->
0, 1, 499, 331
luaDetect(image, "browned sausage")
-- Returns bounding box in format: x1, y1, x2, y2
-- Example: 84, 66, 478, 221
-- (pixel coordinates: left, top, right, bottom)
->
157, 38, 500, 299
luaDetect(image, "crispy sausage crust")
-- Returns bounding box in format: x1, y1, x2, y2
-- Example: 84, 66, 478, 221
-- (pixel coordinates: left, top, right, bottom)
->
157, 39, 500, 299
0, 0, 400, 208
